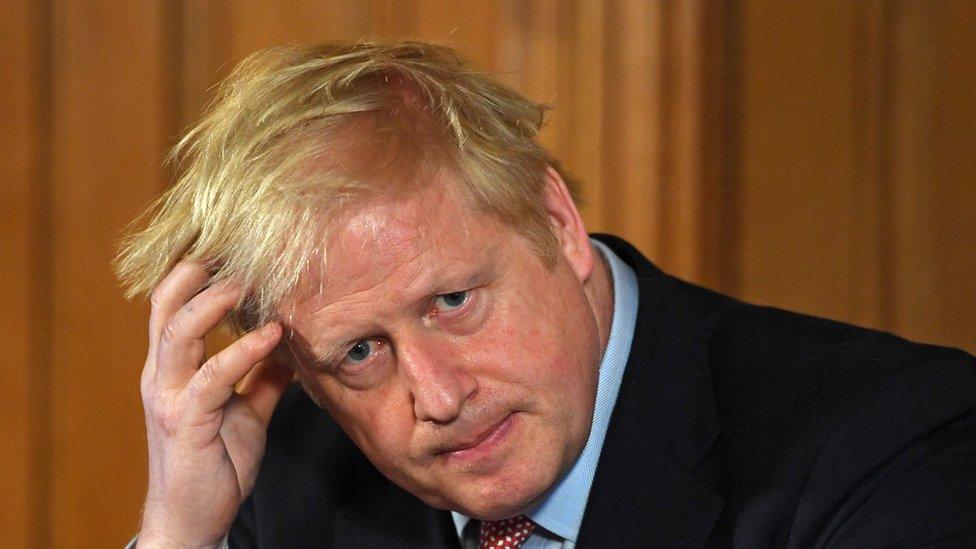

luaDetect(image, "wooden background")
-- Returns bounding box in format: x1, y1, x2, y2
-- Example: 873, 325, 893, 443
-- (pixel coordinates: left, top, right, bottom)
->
3, 1, 973, 546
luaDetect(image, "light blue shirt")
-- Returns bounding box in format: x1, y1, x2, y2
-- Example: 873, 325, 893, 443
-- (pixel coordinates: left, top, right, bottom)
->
452, 239, 640, 548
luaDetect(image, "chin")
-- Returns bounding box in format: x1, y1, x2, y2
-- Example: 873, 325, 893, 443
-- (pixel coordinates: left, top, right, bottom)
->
402, 418, 593, 520
453, 494, 540, 521
453, 465, 562, 520
412, 479, 536, 519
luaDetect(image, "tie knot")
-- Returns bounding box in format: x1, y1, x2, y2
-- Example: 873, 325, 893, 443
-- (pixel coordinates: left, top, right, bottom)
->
479, 515, 536, 549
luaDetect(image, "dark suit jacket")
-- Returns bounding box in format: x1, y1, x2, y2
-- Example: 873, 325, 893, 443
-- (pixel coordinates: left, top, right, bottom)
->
230, 235, 976, 547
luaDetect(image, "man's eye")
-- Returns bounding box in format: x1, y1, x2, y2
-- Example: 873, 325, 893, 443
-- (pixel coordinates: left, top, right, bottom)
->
346, 340, 376, 363
434, 291, 468, 311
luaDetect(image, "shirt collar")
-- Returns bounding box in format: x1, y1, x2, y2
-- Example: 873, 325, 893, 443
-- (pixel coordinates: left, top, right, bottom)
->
452, 238, 640, 543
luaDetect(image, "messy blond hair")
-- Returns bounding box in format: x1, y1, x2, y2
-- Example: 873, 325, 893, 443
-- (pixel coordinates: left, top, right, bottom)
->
115, 40, 577, 331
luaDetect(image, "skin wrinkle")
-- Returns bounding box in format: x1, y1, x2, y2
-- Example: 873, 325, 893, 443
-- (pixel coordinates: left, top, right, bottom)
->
266, 102, 454, 327
287, 199, 437, 367
301, 217, 464, 365
278, 169, 611, 520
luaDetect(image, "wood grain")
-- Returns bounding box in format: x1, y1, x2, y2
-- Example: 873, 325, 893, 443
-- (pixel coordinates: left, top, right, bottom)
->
3, 2, 974, 547
0, 2, 46, 546
46, 1, 174, 545
736, 0, 867, 322
889, 0, 976, 350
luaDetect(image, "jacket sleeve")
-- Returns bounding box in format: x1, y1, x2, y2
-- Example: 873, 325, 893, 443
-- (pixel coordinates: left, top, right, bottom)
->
819, 408, 976, 546
789, 347, 976, 547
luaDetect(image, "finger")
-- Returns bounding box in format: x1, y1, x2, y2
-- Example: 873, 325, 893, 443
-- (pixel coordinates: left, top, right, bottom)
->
154, 279, 241, 389
238, 358, 294, 427
148, 262, 210, 354
184, 322, 282, 414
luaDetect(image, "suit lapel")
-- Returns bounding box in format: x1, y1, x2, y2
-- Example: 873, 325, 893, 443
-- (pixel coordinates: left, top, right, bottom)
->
577, 236, 725, 547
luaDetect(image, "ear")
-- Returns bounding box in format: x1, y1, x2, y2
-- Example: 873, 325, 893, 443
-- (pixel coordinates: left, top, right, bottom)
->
541, 165, 594, 282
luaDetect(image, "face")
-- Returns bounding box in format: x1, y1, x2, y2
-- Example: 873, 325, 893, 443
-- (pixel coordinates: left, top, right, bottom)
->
280, 173, 603, 519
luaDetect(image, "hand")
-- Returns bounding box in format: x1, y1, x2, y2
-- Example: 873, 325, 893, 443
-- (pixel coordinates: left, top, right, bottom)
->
136, 262, 292, 548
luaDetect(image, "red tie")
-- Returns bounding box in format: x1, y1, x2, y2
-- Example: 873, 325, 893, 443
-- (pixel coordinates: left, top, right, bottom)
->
479, 515, 536, 549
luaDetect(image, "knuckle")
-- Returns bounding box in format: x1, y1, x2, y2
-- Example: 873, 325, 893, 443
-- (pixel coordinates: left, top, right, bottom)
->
184, 378, 213, 406
160, 317, 182, 345
140, 363, 154, 387
140, 371, 160, 406
140, 377, 154, 402
149, 285, 168, 310
199, 355, 222, 386
151, 401, 181, 437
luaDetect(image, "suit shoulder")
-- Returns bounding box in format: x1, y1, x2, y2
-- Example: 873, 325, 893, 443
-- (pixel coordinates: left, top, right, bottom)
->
709, 302, 976, 437
708, 301, 976, 404
705, 302, 976, 534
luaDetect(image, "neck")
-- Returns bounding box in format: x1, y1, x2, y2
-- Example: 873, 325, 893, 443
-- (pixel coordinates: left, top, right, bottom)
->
584, 243, 615, 355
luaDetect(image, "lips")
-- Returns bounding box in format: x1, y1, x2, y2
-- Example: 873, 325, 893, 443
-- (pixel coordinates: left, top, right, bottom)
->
436, 413, 517, 463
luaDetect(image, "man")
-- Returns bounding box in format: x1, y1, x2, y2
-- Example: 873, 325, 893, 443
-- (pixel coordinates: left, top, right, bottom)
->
118, 41, 976, 548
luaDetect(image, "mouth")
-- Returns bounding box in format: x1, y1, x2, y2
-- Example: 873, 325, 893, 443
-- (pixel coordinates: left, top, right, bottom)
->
437, 413, 517, 463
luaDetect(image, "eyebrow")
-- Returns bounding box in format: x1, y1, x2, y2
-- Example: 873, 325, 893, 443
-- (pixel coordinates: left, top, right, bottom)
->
299, 260, 500, 367
281, 327, 344, 371
421, 263, 496, 300
309, 342, 350, 370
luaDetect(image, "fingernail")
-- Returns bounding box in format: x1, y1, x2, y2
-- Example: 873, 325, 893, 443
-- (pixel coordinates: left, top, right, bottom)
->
261, 322, 280, 336
214, 279, 242, 293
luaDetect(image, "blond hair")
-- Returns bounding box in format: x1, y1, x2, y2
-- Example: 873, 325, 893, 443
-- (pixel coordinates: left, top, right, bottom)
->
115, 40, 577, 330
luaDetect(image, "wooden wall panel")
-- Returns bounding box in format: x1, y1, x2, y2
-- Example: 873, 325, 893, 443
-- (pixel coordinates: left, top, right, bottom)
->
848, 0, 888, 328
736, 0, 871, 323
46, 2, 174, 546
889, 2, 942, 345
177, 1, 369, 128
733, 0, 975, 354
604, 0, 708, 275
0, 3, 45, 547
558, 0, 610, 232
930, 1, 976, 350
177, 1, 505, 145
3, 2, 974, 547
602, 1, 664, 258
695, 1, 735, 291
888, 0, 976, 350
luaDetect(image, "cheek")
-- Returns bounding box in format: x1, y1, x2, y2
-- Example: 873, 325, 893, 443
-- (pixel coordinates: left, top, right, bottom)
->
479, 279, 596, 384
471, 303, 596, 404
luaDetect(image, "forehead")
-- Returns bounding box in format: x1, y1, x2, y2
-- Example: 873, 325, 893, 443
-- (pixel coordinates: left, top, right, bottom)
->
296, 178, 502, 307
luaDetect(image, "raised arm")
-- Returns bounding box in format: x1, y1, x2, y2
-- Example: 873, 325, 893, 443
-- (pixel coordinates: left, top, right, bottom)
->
136, 262, 292, 548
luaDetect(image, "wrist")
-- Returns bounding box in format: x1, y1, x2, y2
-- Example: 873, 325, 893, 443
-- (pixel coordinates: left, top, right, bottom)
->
137, 525, 224, 549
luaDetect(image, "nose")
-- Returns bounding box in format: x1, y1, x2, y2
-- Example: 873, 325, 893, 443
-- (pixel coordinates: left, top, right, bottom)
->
398, 336, 478, 424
